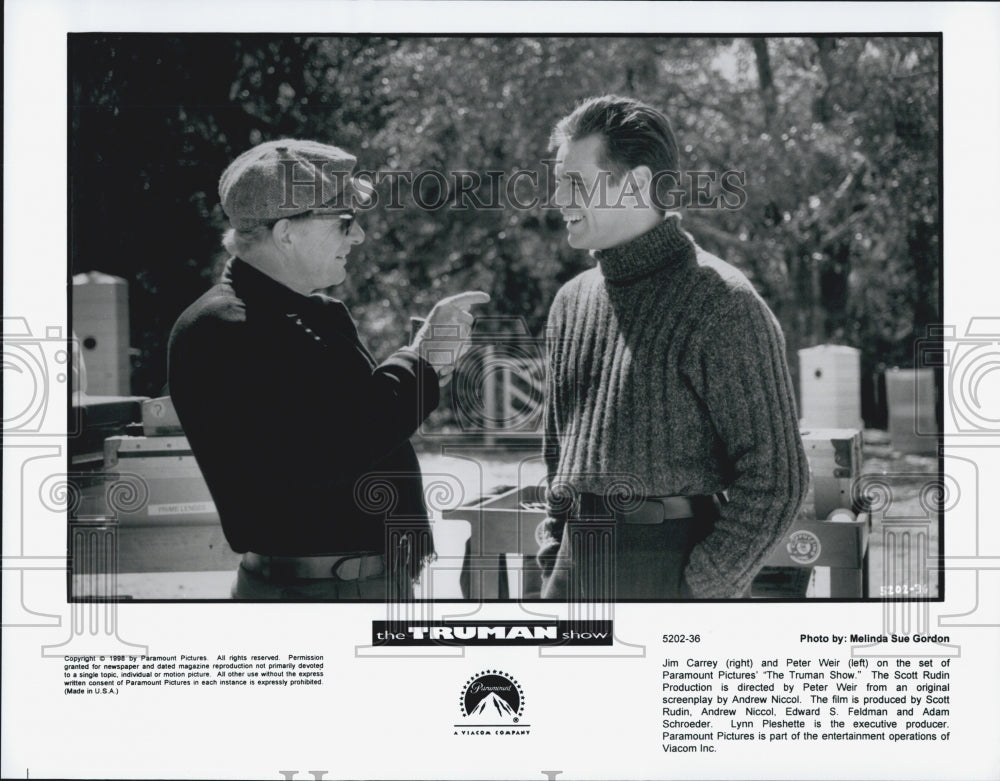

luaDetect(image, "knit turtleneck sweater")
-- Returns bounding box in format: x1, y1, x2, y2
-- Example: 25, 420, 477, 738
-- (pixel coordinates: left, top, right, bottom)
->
539, 216, 809, 598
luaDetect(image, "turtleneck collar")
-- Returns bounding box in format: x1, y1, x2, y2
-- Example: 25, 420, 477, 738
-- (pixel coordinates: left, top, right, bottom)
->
224, 257, 313, 313
594, 214, 695, 285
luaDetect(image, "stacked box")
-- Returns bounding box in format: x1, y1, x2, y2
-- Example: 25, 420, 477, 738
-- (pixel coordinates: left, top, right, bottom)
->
141, 395, 185, 436
442, 429, 870, 599
799, 427, 864, 519
104, 435, 217, 524
762, 514, 869, 569
799, 345, 863, 429
103, 433, 237, 573
760, 427, 869, 597
72, 272, 131, 396
885, 368, 938, 455
69, 395, 147, 467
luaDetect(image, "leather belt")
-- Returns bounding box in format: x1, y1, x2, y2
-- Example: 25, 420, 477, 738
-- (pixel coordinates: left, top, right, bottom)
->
241, 552, 385, 581
576, 493, 719, 525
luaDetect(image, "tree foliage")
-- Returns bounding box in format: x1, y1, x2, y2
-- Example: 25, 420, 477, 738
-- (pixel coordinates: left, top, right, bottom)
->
71, 34, 939, 423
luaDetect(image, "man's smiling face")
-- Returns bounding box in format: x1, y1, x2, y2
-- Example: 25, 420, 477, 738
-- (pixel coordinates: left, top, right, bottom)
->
285, 210, 364, 292
553, 134, 650, 251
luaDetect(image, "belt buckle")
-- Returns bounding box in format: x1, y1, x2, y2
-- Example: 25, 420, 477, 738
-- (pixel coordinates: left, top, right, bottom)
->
333, 556, 362, 581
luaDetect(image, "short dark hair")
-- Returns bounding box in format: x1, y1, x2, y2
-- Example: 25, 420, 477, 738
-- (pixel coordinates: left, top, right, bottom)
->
549, 95, 680, 183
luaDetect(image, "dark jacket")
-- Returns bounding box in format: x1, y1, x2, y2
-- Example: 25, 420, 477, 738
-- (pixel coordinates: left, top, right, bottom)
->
167, 258, 439, 565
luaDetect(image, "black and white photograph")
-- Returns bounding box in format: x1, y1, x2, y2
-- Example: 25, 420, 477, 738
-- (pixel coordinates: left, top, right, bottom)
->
3, 2, 999, 780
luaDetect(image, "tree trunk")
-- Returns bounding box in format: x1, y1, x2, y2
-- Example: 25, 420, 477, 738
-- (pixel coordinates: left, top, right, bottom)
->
811, 37, 837, 122
751, 38, 777, 130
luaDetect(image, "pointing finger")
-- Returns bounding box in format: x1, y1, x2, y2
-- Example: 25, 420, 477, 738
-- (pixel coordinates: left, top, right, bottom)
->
446, 291, 491, 310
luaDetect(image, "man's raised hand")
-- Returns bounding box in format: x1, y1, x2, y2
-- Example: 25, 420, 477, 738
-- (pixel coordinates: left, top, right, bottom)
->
412, 291, 491, 384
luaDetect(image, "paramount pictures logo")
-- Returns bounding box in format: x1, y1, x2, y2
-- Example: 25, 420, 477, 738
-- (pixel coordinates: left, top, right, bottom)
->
454, 670, 530, 736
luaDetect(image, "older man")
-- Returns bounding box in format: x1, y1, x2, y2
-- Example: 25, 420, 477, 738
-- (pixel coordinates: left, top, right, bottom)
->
537, 96, 809, 600
168, 138, 487, 599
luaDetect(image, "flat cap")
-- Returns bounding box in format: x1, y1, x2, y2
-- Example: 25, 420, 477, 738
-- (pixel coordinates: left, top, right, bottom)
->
219, 138, 370, 230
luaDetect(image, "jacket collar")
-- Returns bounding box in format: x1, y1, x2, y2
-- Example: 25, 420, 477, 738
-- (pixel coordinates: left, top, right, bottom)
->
224, 257, 314, 314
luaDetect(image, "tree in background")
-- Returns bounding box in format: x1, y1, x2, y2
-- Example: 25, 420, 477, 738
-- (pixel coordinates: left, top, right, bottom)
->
70, 35, 939, 427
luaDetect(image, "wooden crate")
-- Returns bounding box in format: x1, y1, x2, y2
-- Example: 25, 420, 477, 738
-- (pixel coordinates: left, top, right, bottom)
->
99, 435, 235, 573
104, 435, 217, 525
799, 428, 864, 519
69, 395, 147, 467
141, 395, 185, 436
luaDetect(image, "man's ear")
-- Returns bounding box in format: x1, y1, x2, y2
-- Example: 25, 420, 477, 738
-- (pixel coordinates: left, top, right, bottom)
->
270, 218, 294, 250
630, 165, 654, 205
616, 165, 654, 209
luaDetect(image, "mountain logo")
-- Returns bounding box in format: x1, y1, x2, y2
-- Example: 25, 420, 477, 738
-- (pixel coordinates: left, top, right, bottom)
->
460, 670, 524, 723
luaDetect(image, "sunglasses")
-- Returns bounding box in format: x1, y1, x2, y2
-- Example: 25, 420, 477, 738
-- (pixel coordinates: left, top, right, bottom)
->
313, 209, 357, 235
271, 209, 357, 235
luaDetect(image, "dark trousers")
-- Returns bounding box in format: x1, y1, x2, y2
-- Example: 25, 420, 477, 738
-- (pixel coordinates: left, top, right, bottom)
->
541, 495, 720, 600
